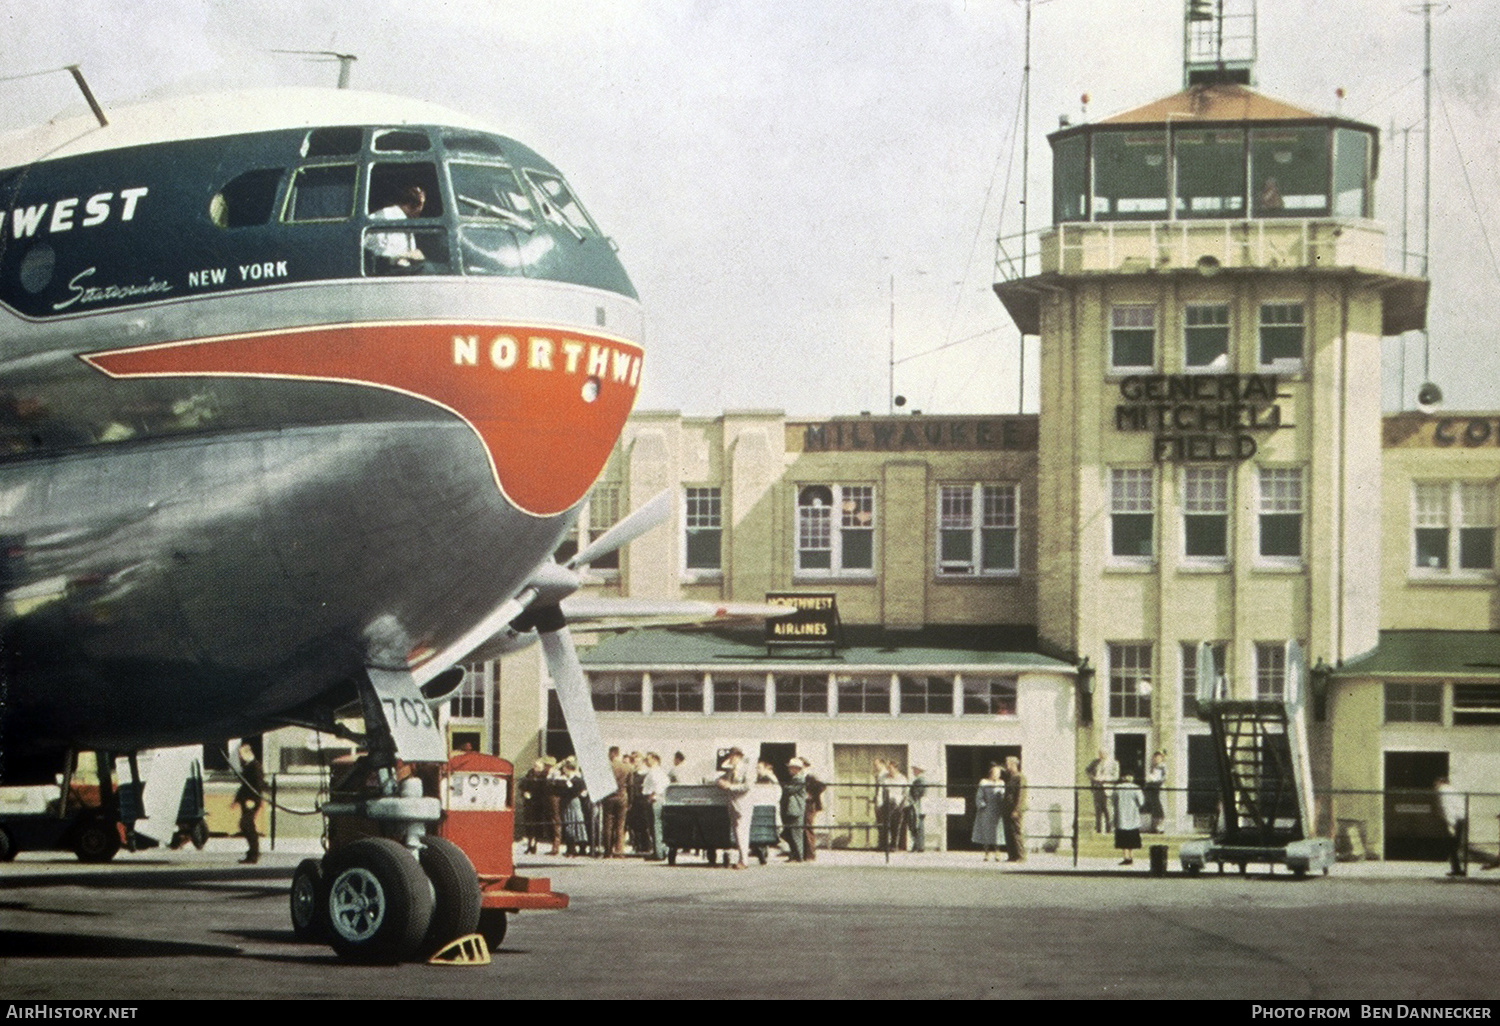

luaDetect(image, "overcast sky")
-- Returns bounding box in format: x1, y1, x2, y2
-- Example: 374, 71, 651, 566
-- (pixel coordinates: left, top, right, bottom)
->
4, 0, 1498, 416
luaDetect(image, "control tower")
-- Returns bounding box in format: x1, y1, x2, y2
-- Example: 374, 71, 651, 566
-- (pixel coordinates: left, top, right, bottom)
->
994, 3, 1428, 795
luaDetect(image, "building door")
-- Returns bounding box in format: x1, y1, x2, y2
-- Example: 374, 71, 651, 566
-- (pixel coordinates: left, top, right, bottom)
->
759, 742, 797, 785
945, 744, 1020, 851
1384, 751, 1449, 861
832, 744, 907, 849
1114, 732, 1147, 786
1185, 733, 1220, 827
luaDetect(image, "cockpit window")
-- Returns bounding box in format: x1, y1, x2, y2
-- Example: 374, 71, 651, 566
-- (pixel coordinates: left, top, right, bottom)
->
373, 129, 432, 153
450, 162, 535, 232
210, 168, 285, 228
285, 164, 357, 222
523, 170, 599, 240
368, 162, 444, 218
302, 127, 363, 158
443, 132, 506, 158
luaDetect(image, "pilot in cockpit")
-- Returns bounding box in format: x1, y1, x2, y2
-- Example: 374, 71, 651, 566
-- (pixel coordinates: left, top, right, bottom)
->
366, 184, 428, 270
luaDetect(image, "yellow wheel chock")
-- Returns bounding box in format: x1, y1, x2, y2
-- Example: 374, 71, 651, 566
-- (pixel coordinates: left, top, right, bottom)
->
427, 933, 491, 966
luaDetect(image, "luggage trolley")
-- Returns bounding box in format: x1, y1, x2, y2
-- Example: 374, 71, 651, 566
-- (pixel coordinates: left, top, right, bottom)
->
661, 783, 781, 866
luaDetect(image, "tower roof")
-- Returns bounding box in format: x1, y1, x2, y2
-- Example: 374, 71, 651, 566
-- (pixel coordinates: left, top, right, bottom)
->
1097, 83, 1328, 127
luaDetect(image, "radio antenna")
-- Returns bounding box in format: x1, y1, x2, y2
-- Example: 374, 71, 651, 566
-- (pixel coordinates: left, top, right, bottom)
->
270, 50, 358, 89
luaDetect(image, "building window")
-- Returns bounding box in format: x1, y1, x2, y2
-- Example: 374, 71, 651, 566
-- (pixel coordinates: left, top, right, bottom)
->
774, 674, 829, 714
1183, 303, 1231, 370
1110, 305, 1156, 371
836, 674, 891, 714
961, 677, 1018, 716
938, 483, 1018, 575
1453, 684, 1500, 726
1110, 468, 1155, 561
1254, 642, 1288, 700
684, 486, 723, 572
711, 676, 765, 714
1108, 643, 1153, 719
554, 483, 621, 570
1413, 482, 1496, 575
650, 674, 704, 714
1258, 467, 1303, 560
1181, 641, 1227, 718
589, 673, 644, 713
1259, 302, 1304, 369
796, 484, 875, 575
898, 674, 955, 715
449, 663, 489, 720
1384, 682, 1442, 724
1182, 465, 1230, 561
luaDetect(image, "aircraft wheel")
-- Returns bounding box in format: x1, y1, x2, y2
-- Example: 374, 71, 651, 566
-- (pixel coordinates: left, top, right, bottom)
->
0, 826, 15, 861
289, 858, 327, 942
706, 847, 716, 865
418, 836, 481, 956
756, 845, 768, 865
667, 847, 677, 866
73, 817, 121, 863
323, 838, 434, 964
1184, 863, 1202, 876
477, 908, 508, 950
189, 820, 209, 850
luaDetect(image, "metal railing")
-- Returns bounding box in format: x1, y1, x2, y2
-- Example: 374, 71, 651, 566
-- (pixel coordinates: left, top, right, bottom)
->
209, 773, 1500, 872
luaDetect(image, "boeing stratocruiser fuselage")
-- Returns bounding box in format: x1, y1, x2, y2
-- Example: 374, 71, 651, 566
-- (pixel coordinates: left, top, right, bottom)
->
0, 89, 642, 777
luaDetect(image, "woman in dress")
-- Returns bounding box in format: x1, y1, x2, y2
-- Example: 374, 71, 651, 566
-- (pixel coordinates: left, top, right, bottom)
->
1142, 750, 1167, 833
1113, 773, 1145, 865
559, 757, 590, 857
971, 762, 1007, 861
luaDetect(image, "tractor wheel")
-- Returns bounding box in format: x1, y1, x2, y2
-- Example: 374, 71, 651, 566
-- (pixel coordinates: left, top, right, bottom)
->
73, 817, 121, 863
289, 858, 327, 942
477, 908, 509, 950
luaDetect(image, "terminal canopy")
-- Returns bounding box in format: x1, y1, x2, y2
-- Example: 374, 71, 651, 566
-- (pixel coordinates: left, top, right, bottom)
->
1051, 84, 1379, 224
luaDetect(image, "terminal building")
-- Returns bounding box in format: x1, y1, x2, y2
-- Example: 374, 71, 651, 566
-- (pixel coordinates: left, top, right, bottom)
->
250, 6, 1500, 860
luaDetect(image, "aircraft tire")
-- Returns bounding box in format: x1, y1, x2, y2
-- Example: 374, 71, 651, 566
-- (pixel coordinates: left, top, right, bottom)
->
189, 820, 209, 850
477, 908, 508, 950
0, 826, 15, 861
323, 838, 434, 964
73, 817, 120, 863
289, 858, 327, 942
418, 836, 481, 956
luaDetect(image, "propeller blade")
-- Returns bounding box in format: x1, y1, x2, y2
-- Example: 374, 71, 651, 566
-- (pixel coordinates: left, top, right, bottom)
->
540, 623, 618, 802
570, 488, 673, 570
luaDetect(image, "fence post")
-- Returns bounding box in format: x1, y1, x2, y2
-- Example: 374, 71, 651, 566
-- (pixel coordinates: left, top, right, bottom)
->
1072, 784, 1079, 867
269, 774, 277, 852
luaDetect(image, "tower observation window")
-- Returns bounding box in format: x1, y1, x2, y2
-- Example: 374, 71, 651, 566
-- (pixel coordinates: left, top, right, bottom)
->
1250, 127, 1329, 216
1174, 129, 1246, 218
1092, 131, 1168, 219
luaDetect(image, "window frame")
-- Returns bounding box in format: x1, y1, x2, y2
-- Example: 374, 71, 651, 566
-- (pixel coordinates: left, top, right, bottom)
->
960, 676, 1019, 717
835, 674, 893, 715
936, 483, 1019, 577
1109, 467, 1156, 565
1383, 682, 1443, 725
1181, 465, 1231, 565
1257, 465, 1305, 565
1181, 641, 1228, 718
1107, 642, 1153, 721
1411, 481, 1497, 579
1253, 642, 1289, 701
1109, 304, 1157, 373
898, 674, 956, 715
588, 672, 644, 713
1182, 302, 1232, 372
772, 673, 831, 715
1258, 301, 1305, 373
648, 673, 705, 714
709, 674, 766, 715
794, 483, 877, 579
683, 485, 724, 578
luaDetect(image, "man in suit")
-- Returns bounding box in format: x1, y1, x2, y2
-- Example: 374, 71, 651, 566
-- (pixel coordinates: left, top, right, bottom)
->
600, 746, 631, 857
231, 742, 265, 865
1002, 755, 1027, 862
782, 758, 809, 861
